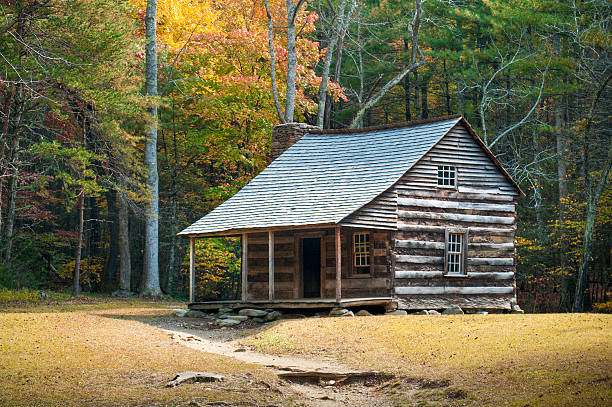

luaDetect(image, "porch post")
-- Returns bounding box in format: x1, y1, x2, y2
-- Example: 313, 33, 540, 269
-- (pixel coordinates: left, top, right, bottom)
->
189, 236, 195, 303
241, 233, 248, 302
335, 226, 341, 302
268, 231, 275, 301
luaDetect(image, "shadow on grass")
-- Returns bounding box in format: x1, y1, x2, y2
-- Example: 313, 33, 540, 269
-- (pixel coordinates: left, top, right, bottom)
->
0, 293, 183, 313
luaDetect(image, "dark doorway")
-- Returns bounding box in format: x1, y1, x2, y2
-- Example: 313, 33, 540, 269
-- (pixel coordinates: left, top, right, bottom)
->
302, 238, 321, 298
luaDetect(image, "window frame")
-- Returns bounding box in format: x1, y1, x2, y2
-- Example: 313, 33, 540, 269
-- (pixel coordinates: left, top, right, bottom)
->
444, 228, 469, 276
350, 231, 373, 277
437, 164, 457, 189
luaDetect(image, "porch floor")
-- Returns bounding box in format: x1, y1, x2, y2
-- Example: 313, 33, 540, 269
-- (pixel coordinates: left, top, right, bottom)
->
188, 297, 395, 311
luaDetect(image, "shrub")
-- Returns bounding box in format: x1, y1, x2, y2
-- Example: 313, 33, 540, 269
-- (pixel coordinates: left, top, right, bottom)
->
592, 299, 612, 313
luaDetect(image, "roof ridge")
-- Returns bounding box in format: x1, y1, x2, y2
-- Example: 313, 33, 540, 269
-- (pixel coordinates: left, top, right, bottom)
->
308, 114, 463, 135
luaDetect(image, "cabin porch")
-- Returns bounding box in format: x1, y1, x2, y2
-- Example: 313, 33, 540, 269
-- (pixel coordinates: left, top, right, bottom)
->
186, 226, 393, 310
188, 297, 396, 312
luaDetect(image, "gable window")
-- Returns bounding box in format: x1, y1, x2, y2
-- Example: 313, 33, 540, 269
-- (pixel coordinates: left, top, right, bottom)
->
352, 232, 371, 274
444, 229, 468, 275
437, 165, 456, 187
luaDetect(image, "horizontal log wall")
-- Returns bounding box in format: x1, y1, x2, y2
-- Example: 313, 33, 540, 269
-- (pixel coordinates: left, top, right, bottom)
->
246, 228, 392, 300
391, 122, 518, 310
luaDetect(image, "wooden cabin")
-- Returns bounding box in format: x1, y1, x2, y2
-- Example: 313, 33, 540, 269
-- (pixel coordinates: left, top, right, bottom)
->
179, 115, 523, 312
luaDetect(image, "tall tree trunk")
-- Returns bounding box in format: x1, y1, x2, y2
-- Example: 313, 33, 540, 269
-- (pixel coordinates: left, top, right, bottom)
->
532, 128, 544, 243
104, 190, 119, 291
413, 71, 421, 119
403, 73, 411, 121
118, 191, 131, 292
420, 77, 429, 119
284, 0, 302, 123
142, 0, 161, 296
443, 59, 451, 115
73, 190, 84, 296
556, 93, 571, 311
0, 85, 16, 234
264, 0, 285, 123
316, 0, 352, 128
403, 39, 412, 121
4, 144, 18, 268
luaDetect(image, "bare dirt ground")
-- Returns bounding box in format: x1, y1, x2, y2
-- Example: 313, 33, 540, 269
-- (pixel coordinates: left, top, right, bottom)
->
151, 315, 402, 407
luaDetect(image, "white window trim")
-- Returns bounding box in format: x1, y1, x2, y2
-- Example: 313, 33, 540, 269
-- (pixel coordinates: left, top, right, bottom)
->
444, 228, 468, 276
437, 164, 457, 189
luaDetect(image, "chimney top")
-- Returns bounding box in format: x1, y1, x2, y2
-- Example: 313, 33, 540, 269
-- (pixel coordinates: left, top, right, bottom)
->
271, 122, 320, 161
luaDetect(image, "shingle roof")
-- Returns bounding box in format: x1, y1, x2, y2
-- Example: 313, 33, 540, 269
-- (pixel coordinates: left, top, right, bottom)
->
179, 116, 465, 237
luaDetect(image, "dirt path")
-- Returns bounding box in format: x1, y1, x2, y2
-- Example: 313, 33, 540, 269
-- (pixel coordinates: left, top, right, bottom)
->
151, 318, 398, 406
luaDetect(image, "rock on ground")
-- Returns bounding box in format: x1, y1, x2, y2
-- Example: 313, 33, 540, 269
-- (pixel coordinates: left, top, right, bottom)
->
386, 310, 408, 316
426, 310, 441, 315
216, 318, 242, 327
442, 305, 464, 315
218, 307, 233, 314
329, 308, 352, 317
172, 309, 187, 317
385, 301, 398, 312
355, 310, 373, 316
185, 310, 207, 318
166, 371, 224, 387
238, 308, 268, 317
265, 311, 283, 321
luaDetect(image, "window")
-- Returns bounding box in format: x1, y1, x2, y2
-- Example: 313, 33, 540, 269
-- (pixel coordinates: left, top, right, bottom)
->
437, 165, 456, 187
353, 232, 371, 274
444, 229, 468, 275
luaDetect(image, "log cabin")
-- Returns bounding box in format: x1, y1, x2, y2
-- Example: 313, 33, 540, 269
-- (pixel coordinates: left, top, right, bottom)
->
179, 115, 524, 312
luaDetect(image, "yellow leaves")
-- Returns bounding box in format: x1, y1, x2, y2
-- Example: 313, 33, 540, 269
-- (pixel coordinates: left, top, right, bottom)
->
58, 257, 105, 287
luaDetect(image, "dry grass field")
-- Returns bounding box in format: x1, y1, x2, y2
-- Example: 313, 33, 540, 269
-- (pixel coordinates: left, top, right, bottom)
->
246, 313, 612, 407
1, 294, 610, 407
0, 301, 292, 407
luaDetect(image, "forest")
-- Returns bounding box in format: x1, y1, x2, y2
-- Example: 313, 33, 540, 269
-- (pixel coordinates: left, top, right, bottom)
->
0, 0, 609, 312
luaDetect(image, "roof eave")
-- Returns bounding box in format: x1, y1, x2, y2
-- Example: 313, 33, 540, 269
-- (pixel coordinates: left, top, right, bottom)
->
178, 222, 338, 238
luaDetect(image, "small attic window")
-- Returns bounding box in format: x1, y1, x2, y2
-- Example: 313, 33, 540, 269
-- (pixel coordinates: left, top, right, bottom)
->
437, 165, 456, 187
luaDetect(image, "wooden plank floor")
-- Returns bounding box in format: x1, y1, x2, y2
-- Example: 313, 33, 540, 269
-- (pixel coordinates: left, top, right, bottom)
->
189, 297, 395, 311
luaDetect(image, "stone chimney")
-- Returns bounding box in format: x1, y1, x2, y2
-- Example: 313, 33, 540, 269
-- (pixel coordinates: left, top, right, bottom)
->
271, 123, 320, 161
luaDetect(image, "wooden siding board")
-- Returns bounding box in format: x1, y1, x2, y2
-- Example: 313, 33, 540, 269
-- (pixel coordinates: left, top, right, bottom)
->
389, 122, 518, 309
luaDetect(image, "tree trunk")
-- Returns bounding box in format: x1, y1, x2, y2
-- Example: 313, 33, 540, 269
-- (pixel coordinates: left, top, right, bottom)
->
104, 190, 119, 291
403, 72, 411, 121
316, 0, 352, 128
142, 0, 161, 296
556, 92, 571, 311
284, 0, 299, 123
4, 145, 18, 268
413, 71, 420, 119
420, 77, 429, 119
118, 191, 131, 292
443, 59, 451, 115
403, 39, 412, 121
73, 191, 84, 296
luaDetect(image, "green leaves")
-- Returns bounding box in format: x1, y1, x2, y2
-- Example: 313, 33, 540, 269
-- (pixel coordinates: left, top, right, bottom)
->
31, 141, 105, 208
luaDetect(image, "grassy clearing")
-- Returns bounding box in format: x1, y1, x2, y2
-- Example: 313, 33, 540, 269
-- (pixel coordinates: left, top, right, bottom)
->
245, 313, 612, 407
0, 305, 292, 407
